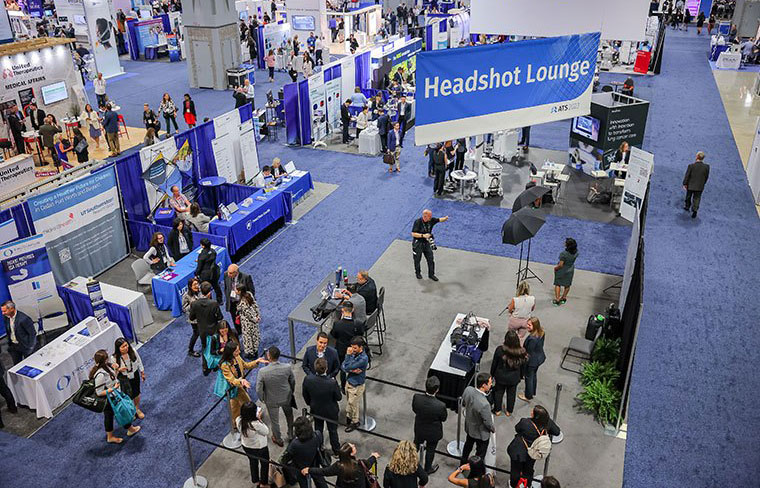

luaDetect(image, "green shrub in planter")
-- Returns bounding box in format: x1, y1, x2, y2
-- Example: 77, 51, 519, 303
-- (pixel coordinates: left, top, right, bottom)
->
580, 361, 620, 387
591, 336, 621, 364
577, 378, 622, 425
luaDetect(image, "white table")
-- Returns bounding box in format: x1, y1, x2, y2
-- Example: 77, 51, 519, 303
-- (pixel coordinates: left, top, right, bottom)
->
64, 276, 154, 330
6, 319, 121, 418
451, 169, 478, 200
716, 51, 741, 69
358, 126, 382, 156
430, 313, 489, 377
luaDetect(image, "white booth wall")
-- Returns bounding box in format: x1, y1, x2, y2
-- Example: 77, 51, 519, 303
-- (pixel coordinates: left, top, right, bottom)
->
286, 0, 330, 43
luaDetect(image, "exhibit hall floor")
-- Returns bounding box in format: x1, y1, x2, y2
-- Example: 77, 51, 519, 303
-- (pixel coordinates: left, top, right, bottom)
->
196, 241, 626, 488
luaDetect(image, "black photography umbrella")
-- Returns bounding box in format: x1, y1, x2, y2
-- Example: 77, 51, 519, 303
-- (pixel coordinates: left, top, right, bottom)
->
501, 207, 547, 289
511, 186, 551, 213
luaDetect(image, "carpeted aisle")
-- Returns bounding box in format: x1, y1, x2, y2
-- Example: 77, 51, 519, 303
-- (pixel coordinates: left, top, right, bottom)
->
622, 31, 760, 486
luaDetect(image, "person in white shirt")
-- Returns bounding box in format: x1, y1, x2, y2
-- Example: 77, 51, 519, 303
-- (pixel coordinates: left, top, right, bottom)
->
301, 52, 314, 78
355, 105, 369, 138
507, 281, 536, 345
90, 349, 141, 444
113, 338, 146, 419
237, 402, 270, 487
253, 165, 274, 188
94, 73, 108, 108
315, 36, 324, 65
243, 78, 255, 108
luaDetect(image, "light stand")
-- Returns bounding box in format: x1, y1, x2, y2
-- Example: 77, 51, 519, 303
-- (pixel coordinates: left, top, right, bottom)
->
515, 238, 543, 286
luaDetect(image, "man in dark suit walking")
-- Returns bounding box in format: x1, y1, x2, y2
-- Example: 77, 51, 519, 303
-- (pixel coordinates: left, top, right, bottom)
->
397, 95, 411, 146
223, 263, 254, 334
2, 301, 37, 365
376, 109, 389, 153
188, 282, 223, 362
412, 376, 448, 474
341, 99, 352, 144
329, 302, 363, 391
683, 151, 710, 218
303, 357, 342, 455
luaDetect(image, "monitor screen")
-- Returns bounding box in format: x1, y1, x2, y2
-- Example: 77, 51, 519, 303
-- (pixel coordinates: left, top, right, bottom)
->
571, 115, 600, 142
291, 15, 315, 31
41, 81, 68, 105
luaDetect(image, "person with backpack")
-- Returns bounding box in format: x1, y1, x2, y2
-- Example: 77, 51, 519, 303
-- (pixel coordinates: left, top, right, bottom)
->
302, 442, 379, 488
507, 405, 561, 488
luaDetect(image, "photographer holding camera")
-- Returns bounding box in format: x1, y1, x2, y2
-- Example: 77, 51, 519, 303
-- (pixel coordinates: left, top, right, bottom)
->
411, 209, 449, 281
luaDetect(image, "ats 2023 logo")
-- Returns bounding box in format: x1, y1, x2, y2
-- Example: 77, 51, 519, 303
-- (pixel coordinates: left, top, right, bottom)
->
551, 102, 580, 114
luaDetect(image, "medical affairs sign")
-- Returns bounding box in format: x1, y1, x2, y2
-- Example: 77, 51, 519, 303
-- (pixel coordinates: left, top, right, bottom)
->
414, 33, 600, 146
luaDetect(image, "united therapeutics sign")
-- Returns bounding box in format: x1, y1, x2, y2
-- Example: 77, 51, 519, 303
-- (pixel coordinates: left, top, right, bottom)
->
414, 33, 600, 146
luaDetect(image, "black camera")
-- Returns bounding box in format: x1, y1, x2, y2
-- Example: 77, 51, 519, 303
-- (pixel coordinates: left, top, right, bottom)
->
428, 236, 437, 251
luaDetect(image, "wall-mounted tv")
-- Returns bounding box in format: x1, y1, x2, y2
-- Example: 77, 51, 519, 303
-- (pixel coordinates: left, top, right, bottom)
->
41, 81, 68, 105
571, 115, 601, 142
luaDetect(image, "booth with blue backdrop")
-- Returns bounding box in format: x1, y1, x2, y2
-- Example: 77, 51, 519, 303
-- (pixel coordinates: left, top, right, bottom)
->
126, 14, 173, 60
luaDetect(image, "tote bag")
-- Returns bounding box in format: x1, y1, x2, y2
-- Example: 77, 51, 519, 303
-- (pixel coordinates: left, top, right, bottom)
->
213, 369, 239, 399
203, 336, 221, 371
107, 389, 137, 427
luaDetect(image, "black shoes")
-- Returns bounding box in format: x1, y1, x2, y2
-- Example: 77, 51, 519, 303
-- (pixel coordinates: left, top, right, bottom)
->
416, 273, 422, 279
7, 405, 18, 414
345, 421, 359, 433
691, 211, 697, 218
188, 351, 200, 358
429, 275, 439, 281
426, 464, 439, 475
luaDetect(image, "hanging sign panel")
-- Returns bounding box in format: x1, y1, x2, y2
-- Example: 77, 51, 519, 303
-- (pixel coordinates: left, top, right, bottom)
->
414, 33, 600, 146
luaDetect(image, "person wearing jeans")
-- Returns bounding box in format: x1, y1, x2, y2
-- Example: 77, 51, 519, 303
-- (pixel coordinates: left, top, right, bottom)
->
520, 317, 546, 402
341, 337, 368, 432
237, 402, 271, 488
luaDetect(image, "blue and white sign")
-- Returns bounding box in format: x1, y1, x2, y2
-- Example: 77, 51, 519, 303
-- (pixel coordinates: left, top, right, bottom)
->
414, 33, 600, 146
27, 166, 128, 284
0, 234, 64, 323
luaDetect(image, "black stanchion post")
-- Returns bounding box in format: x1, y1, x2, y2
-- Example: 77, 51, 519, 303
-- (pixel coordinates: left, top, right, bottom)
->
360, 386, 376, 431
222, 389, 242, 448
183, 431, 208, 488
539, 383, 564, 484
418, 441, 426, 468
447, 396, 464, 456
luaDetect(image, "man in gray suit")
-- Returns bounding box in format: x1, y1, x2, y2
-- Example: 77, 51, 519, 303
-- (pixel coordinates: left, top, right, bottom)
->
683, 151, 710, 219
460, 372, 495, 464
255, 346, 295, 446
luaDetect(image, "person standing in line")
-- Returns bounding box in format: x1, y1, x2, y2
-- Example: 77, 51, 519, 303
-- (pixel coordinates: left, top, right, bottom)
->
447, 456, 494, 487
507, 405, 561, 488
83, 104, 102, 149
387, 121, 402, 173
90, 349, 141, 443
341, 99, 352, 144
411, 209, 449, 281
167, 218, 193, 262
158, 93, 179, 134
303, 442, 379, 488
519, 317, 546, 403
287, 416, 329, 488
255, 346, 295, 447
188, 281, 224, 365
237, 402, 271, 488
302, 357, 342, 456
2, 301, 36, 365
541, 476, 561, 488
412, 376, 447, 474
552, 238, 578, 305
236, 284, 261, 360
183, 94, 197, 128
683, 151, 710, 219
384, 440, 429, 487
113, 338, 146, 420
219, 342, 268, 428
490, 330, 527, 417
341, 337, 368, 433
459, 373, 495, 464
330, 302, 363, 391
195, 238, 223, 303
102, 103, 120, 157
432, 144, 447, 195
302, 332, 340, 378
182, 278, 202, 356
93, 73, 108, 108
506, 281, 535, 345
224, 264, 254, 334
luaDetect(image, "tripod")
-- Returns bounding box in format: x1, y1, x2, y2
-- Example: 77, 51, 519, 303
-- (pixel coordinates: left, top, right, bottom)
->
516, 238, 543, 286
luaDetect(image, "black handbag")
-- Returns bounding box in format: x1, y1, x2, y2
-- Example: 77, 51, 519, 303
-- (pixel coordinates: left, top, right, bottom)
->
117, 373, 133, 398
72, 379, 107, 413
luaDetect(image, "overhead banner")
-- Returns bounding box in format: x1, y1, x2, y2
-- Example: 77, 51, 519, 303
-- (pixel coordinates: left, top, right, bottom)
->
470, 0, 649, 41
414, 33, 600, 146
0, 234, 65, 322
83, 0, 123, 78
27, 166, 128, 284
620, 147, 653, 223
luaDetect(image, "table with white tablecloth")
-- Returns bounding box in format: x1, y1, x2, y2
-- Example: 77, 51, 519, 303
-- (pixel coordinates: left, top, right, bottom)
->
358, 125, 382, 156
6, 319, 122, 418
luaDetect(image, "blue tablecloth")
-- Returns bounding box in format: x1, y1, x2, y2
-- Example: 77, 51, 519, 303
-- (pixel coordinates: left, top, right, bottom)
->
57, 286, 135, 341
209, 188, 293, 256
151, 245, 232, 317
199, 176, 228, 211
710, 45, 730, 61
155, 207, 176, 228
254, 172, 314, 205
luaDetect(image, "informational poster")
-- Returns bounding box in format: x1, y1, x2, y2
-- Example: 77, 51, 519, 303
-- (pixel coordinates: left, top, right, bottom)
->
415, 33, 599, 146
239, 119, 260, 184
0, 234, 65, 321
26, 166, 128, 283
139, 135, 178, 211
0, 218, 18, 245
308, 73, 327, 142
0, 154, 36, 200
619, 206, 641, 312
213, 109, 242, 183
620, 146, 653, 222
133, 18, 165, 57
83, 0, 123, 78
86, 279, 109, 328
211, 134, 237, 184
324, 76, 342, 132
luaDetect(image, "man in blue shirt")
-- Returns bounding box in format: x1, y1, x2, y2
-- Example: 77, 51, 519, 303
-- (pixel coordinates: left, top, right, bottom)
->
302, 332, 340, 378
102, 103, 120, 157
341, 336, 368, 432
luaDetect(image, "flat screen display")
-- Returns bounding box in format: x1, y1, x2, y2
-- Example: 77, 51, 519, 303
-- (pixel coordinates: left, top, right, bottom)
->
73, 14, 86, 25
571, 115, 600, 142
292, 15, 315, 31
41, 81, 68, 105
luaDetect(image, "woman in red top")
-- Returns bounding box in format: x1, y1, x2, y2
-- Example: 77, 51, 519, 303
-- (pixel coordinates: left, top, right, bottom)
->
183, 93, 197, 128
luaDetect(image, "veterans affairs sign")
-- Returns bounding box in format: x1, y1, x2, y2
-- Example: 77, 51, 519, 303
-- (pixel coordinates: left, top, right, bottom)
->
414, 33, 600, 146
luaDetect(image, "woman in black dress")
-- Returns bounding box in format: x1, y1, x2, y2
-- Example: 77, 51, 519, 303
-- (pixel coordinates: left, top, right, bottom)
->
167, 218, 193, 261
490, 330, 528, 417
287, 416, 329, 488
72, 127, 89, 163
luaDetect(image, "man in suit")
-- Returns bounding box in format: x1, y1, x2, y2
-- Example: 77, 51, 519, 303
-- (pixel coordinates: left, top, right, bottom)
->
6, 107, 26, 156
683, 151, 710, 218
340, 99, 352, 144
188, 282, 223, 360
329, 302, 364, 390
224, 264, 254, 334
27, 103, 46, 131
460, 373, 495, 464
397, 95, 411, 146
432, 144, 447, 196
412, 376, 447, 474
256, 346, 295, 446
377, 109, 390, 153
2, 301, 37, 365
355, 270, 377, 314
387, 121, 402, 172
302, 357, 342, 455
302, 332, 340, 378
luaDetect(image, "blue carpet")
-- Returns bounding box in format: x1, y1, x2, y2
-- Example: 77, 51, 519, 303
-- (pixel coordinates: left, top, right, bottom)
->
622, 31, 760, 486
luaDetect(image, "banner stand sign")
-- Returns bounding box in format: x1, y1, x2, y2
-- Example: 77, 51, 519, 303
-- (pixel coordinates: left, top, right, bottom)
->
620, 147, 653, 223
414, 33, 600, 146
86, 279, 110, 329
84, 0, 123, 78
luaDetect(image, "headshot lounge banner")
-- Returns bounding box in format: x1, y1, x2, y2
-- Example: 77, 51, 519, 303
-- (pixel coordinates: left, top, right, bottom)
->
83, 0, 123, 78
414, 33, 600, 146
26, 166, 128, 283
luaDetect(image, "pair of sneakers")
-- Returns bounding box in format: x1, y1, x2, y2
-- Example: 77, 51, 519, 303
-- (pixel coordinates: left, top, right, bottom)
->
552, 298, 567, 306
416, 273, 438, 281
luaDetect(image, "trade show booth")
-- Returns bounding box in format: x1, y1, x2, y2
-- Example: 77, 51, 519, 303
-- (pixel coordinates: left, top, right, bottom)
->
255, 21, 291, 69
371, 37, 421, 89
326, 4, 382, 54
126, 14, 173, 60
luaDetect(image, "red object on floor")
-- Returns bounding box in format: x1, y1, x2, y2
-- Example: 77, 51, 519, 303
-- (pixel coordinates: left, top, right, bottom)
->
117, 115, 129, 139
634, 51, 651, 74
